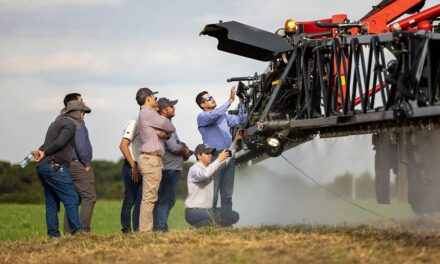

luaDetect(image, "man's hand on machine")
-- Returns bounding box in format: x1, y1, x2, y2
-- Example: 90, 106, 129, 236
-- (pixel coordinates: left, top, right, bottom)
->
217, 149, 230, 162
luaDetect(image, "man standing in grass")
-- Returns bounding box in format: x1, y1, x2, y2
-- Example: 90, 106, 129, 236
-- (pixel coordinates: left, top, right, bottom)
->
136, 88, 176, 232
62, 93, 96, 234
32, 100, 91, 237
195, 87, 246, 211
153, 97, 191, 232
119, 116, 142, 233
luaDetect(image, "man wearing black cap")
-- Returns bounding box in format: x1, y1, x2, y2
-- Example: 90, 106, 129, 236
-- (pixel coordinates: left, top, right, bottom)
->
184, 132, 242, 228
31, 100, 91, 237
153, 97, 191, 232
136, 88, 176, 232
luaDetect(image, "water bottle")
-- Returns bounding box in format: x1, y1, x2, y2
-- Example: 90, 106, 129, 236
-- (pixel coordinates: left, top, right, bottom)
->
19, 153, 34, 168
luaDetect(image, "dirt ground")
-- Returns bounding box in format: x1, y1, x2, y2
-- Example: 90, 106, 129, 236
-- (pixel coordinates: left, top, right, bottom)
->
2, 222, 440, 264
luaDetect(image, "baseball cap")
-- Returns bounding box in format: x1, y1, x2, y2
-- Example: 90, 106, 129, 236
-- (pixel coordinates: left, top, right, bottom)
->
136, 87, 158, 106
60, 100, 91, 114
194, 144, 216, 156
157, 97, 178, 110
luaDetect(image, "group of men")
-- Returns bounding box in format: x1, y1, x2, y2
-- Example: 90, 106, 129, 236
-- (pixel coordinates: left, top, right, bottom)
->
32, 85, 247, 237
119, 87, 190, 232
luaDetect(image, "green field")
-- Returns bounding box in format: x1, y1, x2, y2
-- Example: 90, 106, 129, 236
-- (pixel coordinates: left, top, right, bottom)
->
0, 200, 188, 241
0, 198, 415, 241
4, 199, 440, 263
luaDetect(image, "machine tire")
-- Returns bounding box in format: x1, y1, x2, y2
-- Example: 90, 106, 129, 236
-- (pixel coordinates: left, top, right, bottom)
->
406, 129, 440, 215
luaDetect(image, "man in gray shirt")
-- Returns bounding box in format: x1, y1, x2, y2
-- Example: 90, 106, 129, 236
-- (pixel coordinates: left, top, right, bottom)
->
153, 97, 191, 232
32, 100, 90, 237
184, 132, 242, 228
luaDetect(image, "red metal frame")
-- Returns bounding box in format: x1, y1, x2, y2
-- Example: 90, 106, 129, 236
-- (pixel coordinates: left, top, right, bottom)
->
360, 0, 425, 33
289, 0, 440, 108
389, 4, 440, 31
296, 15, 347, 38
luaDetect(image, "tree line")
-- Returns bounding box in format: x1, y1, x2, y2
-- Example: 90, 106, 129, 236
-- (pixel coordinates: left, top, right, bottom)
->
0, 160, 194, 204
0, 159, 393, 204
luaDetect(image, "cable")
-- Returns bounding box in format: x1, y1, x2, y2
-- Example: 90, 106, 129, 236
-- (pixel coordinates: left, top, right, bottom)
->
280, 154, 387, 218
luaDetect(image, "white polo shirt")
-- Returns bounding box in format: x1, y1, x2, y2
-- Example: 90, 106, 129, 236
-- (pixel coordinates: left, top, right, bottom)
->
122, 120, 141, 162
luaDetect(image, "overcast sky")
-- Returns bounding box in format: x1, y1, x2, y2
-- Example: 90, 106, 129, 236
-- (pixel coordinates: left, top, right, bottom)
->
1, 0, 436, 181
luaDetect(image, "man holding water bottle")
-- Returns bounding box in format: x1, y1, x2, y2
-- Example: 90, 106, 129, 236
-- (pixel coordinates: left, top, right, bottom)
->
31, 100, 91, 238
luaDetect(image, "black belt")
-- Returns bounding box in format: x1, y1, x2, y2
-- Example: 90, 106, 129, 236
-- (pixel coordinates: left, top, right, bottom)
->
141, 151, 162, 158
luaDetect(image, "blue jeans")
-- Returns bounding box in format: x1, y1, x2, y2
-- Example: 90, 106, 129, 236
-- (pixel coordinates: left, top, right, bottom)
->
212, 155, 235, 210
153, 169, 180, 231
36, 162, 82, 237
185, 207, 239, 228
121, 160, 142, 232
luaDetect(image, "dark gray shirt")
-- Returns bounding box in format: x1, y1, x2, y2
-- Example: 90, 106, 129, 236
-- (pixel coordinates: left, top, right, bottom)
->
72, 121, 93, 166
163, 131, 184, 171
39, 116, 76, 166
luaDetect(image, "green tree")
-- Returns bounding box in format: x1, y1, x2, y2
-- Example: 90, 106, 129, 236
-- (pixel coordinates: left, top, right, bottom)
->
0, 159, 195, 203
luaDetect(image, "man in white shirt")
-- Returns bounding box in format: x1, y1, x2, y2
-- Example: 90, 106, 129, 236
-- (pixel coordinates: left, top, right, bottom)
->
184, 132, 242, 228
119, 119, 142, 233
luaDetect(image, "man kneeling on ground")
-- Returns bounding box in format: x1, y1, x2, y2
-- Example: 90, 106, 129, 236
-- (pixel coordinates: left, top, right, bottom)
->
184, 132, 242, 228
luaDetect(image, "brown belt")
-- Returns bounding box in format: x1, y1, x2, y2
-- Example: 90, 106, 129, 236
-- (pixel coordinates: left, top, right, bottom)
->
141, 151, 162, 158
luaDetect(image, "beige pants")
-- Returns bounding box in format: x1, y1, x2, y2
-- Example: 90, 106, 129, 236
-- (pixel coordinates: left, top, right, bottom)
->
138, 154, 163, 232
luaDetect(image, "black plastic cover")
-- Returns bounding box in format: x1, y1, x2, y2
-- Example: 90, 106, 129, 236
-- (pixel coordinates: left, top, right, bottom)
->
200, 21, 293, 61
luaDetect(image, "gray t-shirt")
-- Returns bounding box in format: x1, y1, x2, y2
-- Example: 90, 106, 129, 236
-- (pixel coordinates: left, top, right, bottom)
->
163, 131, 184, 171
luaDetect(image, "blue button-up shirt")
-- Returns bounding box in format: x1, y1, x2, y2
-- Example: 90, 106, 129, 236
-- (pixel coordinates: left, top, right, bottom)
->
197, 101, 246, 150
72, 121, 93, 166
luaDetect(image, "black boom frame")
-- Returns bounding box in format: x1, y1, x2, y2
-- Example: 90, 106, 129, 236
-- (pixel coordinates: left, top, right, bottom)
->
255, 31, 440, 133
232, 31, 440, 164
200, 21, 440, 164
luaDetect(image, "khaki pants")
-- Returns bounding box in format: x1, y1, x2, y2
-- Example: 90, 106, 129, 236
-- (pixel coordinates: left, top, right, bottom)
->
138, 154, 163, 232
64, 161, 96, 233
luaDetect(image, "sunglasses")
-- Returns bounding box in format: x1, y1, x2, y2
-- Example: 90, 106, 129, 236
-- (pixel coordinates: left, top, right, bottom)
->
204, 96, 213, 102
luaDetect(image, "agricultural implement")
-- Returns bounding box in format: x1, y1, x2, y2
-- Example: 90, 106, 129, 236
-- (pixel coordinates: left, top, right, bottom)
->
200, 0, 440, 214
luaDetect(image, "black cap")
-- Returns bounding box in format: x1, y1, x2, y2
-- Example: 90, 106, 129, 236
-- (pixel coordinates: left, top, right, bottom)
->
157, 97, 178, 110
194, 144, 216, 156
136, 87, 158, 106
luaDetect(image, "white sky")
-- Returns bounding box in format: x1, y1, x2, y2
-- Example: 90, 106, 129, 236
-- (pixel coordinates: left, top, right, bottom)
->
1, 0, 437, 181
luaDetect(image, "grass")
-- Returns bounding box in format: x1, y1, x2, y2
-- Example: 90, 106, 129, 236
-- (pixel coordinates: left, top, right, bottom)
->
2, 199, 440, 263
1, 225, 440, 263
0, 198, 415, 241
0, 200, 188, 241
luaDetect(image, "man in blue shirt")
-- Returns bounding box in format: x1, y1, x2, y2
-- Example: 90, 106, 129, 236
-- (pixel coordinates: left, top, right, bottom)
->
195, 86, 246, 211
62, 93, 96, 233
